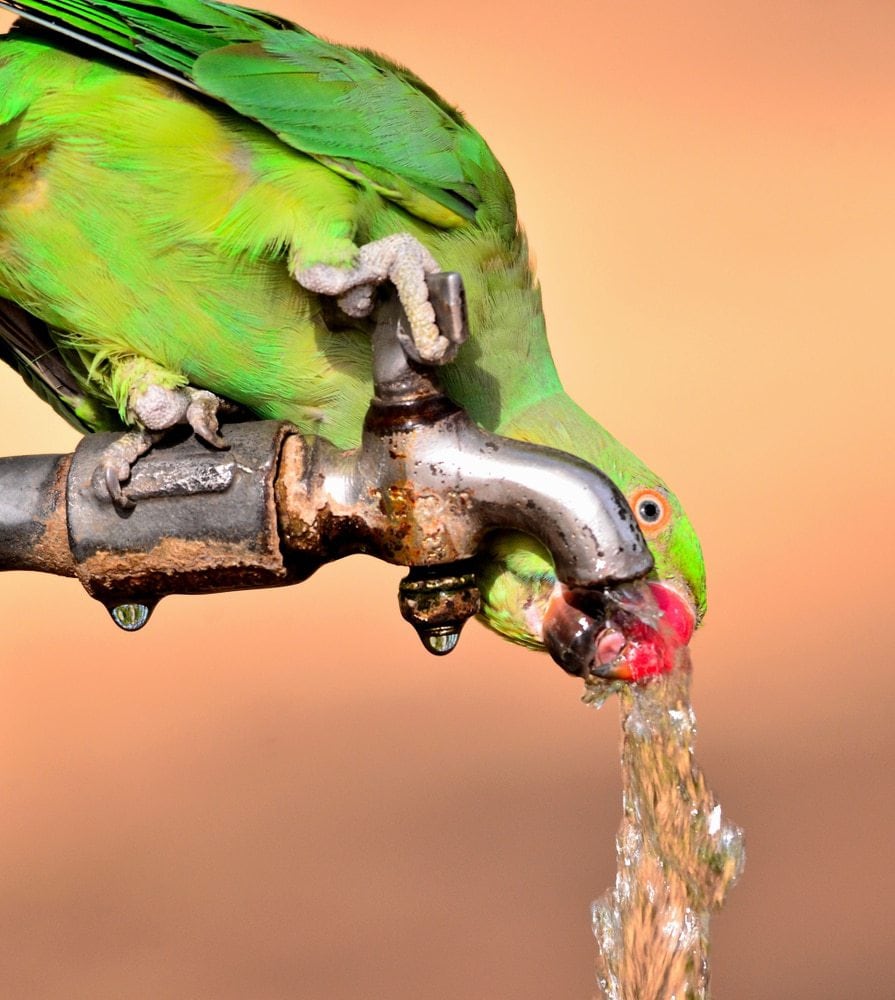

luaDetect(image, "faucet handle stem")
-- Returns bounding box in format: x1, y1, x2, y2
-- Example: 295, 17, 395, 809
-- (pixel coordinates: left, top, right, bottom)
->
424, 272, 469, 362
373, 273, 469, 395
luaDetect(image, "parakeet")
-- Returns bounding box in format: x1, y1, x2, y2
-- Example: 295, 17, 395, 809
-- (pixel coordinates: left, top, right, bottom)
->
0, 0, 706, 679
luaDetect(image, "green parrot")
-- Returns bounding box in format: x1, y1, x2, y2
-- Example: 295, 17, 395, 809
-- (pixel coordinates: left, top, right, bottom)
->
0, 0, 706, 679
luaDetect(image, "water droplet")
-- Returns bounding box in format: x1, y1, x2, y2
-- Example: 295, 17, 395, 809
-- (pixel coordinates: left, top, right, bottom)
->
581, 683, 613, 710
420, 629, 460, 655
109, 603, 152, 632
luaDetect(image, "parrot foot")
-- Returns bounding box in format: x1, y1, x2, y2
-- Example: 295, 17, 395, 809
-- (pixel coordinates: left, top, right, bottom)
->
92, 384, 231, 508
91, 428, 161, 510
296, 233, 451, 363
130, 384, 229, 449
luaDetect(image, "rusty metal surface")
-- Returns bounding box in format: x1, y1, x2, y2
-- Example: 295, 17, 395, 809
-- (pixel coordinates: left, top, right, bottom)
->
122, 452, 236, 502
66, 420, 305, 608
279, 406, 651, 584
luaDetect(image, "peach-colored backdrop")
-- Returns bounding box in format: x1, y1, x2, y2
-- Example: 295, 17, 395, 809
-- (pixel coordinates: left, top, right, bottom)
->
0, 2, 891, 997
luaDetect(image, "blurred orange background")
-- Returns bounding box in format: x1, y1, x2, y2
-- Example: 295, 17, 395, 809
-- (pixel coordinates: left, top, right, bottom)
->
0, 1, 891, 997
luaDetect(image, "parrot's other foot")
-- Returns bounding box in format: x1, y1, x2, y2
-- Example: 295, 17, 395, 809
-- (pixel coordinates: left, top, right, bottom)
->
92, 383, 231, 508
130, 384, 229, 449
296, 233, 451, 363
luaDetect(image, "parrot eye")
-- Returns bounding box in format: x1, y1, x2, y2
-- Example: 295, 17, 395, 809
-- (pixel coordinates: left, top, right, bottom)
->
629, 488, 672, 538
638, 498, 662, 523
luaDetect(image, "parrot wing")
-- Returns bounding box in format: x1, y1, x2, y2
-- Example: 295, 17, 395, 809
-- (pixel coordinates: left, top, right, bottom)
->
0, 0, 504, 227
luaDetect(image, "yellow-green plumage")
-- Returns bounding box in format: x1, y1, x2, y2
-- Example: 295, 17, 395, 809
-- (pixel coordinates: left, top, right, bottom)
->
0, 0, 706, 648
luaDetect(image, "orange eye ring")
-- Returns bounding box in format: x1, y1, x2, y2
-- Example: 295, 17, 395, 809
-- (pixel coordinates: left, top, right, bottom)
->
629, 487, 672, 538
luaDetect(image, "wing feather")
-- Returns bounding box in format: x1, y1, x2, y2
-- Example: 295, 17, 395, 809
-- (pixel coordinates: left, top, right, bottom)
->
0, 0, 498, 223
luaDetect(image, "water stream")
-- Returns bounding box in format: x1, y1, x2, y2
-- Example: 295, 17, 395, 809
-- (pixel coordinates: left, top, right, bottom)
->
585, 650, 745, 998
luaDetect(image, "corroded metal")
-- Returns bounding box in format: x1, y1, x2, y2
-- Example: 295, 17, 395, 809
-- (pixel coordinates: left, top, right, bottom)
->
275, 405, 652, 653
66, 420, 305, 613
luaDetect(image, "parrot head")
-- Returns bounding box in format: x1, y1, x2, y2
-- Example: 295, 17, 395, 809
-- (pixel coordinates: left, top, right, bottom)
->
476, 453, 706, 684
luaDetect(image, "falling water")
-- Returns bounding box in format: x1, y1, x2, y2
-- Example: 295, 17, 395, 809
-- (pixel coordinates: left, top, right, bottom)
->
585, 650, 745, 999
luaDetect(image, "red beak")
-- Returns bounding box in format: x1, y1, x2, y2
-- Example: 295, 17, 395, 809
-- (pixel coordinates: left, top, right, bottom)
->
542, 580, 695, 683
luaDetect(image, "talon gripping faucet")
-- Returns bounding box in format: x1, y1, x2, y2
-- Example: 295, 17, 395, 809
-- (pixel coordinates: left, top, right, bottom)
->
0, 274, 667, 680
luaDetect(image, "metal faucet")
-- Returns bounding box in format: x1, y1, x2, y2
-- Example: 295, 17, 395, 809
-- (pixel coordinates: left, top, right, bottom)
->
0, 273, 653, 660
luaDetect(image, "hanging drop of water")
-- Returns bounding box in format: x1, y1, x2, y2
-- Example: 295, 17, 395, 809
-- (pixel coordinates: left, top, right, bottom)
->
421, 629, 460, 655
109, 603, 153, 632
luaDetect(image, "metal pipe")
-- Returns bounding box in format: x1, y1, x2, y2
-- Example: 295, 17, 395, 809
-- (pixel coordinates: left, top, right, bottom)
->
0, 453, 74, 576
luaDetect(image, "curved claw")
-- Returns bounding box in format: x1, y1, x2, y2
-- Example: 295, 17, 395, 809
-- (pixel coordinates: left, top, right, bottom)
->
90, 428, 157, 509
186, 391, 229, 450
337, 285, 375, 318
104, 464, 134, 511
